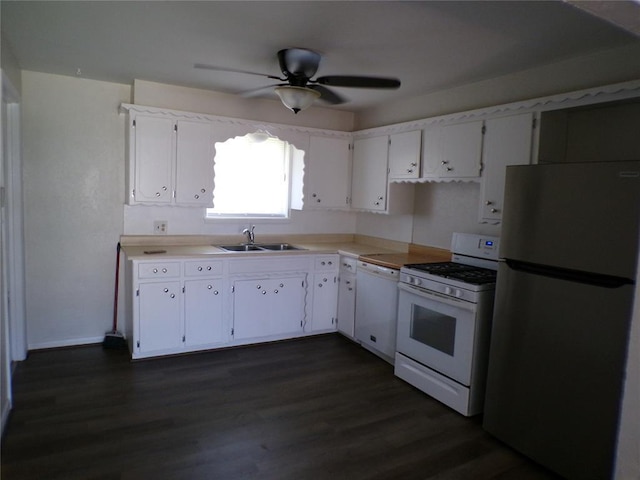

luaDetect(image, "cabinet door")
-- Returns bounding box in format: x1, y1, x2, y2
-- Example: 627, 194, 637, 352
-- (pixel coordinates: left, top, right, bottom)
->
421, 124, 443, 178
233, 276, 305, 340
184, 278, 225, 347
351, 136, 389, 211
138, 281, 182, 353
133, 115, 175, 203
269, 276, 306, 335
480, 113, 534, 222
441, 120, 483, 178
306, 136, 351, 209
311, 273, 338, 331
175, 120, 215, 206
337, 273, 356, 338
388, 130, 421, 179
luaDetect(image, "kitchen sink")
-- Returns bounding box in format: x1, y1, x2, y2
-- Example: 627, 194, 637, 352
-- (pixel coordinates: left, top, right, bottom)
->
216, 244, 263, 252
215, 243, 306, 252
257, 243, 305, 251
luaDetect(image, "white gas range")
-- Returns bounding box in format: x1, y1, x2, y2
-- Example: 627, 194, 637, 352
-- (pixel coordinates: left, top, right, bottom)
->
394, 232, 500, 416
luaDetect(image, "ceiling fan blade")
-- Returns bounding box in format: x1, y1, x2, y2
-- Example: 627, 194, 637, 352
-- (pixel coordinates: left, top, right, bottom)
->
239, 84, 287, 98
278, 48, 321, 78
316, 75, 401, 89
194, 63, 284, 81
308, 85, 347, 105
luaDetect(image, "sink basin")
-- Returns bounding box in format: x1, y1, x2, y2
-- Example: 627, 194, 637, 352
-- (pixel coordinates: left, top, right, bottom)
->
257, 243, 305, 251
215, 243, 306, 252
216, 244, 263, 252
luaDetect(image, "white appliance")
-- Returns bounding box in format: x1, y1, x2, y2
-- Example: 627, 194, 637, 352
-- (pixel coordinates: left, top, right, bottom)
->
355, 261, 400, 364
394, 232, 499, 416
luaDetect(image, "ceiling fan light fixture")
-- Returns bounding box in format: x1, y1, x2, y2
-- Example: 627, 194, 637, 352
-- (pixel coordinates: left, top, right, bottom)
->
275, 86, 320, 114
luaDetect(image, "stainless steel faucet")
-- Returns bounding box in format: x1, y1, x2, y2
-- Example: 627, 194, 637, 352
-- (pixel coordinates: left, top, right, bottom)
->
242, 225, 256, 244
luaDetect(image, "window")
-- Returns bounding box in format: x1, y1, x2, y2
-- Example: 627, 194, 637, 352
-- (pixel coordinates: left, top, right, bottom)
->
207, 133, 299, 219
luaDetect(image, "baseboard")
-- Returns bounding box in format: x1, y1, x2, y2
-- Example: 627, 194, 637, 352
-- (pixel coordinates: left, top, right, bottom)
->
28, 336, 104, 351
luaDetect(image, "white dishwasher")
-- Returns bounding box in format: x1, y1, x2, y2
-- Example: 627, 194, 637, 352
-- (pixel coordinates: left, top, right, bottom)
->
355, 260, 400, 364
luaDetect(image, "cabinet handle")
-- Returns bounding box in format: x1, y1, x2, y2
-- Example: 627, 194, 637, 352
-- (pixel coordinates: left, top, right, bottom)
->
317, 198, 321, 203
164, 288, 169, 293
170, 293, 175, 298
153, 268, 158, 273
198, 266, 203, 271
323, 278, 328, 282
441, 160, 448, 165
485, 201, 493, 205
345, 280, 351, 285
407, 169, 413, 173
214, 290, 219, 295
262, 290, 267, 295
491, 208, 499, 213
156, 192, 161, 197
207, 284, 212, 289
327, 261, 333, 265
162, 186, 167, 191
318, 283, 323, 288
312, 193, 317, 198
256, 285, 262, 289
201, 189, 206, 193
348, 287, 353, 291
321, 261, 326, 266
194, 194, 200, 199
410, 162, 417, 167
207, 266, 212, 270
162, 268, 167, 273
279, 283, 284, 288
378, 196, 384, 200
274, 289, 279, 294
446, 167, 453, 171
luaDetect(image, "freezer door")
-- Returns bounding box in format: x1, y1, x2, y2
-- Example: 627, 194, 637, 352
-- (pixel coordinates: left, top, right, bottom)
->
483, 261, 634, 480
500, 161, 640, 279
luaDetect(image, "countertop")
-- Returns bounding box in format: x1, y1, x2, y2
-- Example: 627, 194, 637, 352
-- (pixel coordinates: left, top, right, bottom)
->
120, 234, 451, 268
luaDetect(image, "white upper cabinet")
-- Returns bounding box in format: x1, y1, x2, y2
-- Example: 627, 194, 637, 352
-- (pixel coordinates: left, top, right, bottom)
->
351, 136, 389, 212
127, 112, 215, 206
132, 115, 175, 204
303, 136, 351, 209
388, 130, 422, 180
421, 120, 484, 181
351, 135, 414, 213
479, 112, 534, 223
175, 120, 215, 206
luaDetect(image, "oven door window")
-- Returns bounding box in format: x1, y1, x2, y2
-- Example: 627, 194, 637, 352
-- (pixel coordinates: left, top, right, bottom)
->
397, 286, 477, 386
410, 305, 456, 356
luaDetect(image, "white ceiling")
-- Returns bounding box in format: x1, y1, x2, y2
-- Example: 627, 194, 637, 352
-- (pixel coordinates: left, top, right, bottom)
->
2, 1, 640, 112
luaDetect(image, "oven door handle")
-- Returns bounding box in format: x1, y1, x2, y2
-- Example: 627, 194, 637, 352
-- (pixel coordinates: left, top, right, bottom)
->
398, 282, 476, 312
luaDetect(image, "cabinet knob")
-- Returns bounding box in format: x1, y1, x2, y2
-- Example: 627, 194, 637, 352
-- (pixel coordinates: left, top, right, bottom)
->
162, 186, 167, 191
485, 201, 493, 205
170, 293, 175, 298
312, 193, 317, 197
156, 192, 161, 197
378, 196, 384, 200
441, 161, 448, 165
164, 288, 169, 293
207, 266, 212, 270
201, 189, 206, 193
198, 266, 203, 271
318, 283, 323, 288
162, 268, 167, 273
491, 208, 499, 213
410, 162, 417, 167
256, 285, 262, 289
207, 284, 212, 289
407, 169, 413, 173
345, 280, 351, 285
262, 290, 267, 295
279, 283, 284, 288
321, 261, 326, 265
317, 198, 321, 203
323, 278, 328, 282
274, 289, 279, 294
348, 287, 353, 291
446, 167, 453, 171
213, 290, 219, 295
153, 268, 158, 273
194, 194, 200, 199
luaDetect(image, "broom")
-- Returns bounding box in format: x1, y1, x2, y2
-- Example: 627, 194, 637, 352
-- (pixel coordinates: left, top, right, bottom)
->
103, 242, 128, 350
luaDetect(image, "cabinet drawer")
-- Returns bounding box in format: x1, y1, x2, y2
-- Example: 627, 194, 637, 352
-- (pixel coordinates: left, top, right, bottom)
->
138, 262, 180, 279
184, 260, 223, 277
315, 255, 338, 271
339, 256, 357, 273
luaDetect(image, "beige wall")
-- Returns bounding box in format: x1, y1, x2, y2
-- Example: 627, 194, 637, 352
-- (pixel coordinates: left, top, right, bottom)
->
22, 71, 131, 348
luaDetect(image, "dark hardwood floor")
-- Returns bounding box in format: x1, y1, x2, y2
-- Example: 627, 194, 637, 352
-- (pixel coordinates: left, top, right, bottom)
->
1, 334, 562, 480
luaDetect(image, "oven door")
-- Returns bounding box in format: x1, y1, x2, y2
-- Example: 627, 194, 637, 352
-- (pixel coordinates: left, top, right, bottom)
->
397, 282, 478, 386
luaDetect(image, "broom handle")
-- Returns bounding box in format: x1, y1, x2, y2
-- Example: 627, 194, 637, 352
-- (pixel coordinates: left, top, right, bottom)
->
112, 242, 121, 332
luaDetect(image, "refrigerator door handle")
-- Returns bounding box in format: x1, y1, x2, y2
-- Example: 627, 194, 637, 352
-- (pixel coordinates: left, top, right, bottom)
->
504, 259, 634, 288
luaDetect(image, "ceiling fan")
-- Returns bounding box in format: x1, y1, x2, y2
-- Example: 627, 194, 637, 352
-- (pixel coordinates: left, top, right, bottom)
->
194, 48, 401, 113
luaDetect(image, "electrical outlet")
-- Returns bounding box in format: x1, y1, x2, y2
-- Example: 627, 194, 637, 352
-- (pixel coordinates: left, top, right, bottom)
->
153, 220, 168, 235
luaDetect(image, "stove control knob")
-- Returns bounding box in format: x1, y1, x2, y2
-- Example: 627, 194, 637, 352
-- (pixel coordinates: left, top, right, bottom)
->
445, 286, 453, 295
455, 289, 463, 298
414, 277, 422, 286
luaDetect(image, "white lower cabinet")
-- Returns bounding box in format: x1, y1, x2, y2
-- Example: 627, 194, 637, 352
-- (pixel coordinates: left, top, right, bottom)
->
232, 275, 306, 340
138, 281, 182, 354
336, 256, 357, 338
184, 278, 224, 347
309, 255, 338, 332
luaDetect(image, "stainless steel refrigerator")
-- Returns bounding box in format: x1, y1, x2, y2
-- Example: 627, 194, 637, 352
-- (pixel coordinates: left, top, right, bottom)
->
483, 161, 640, 480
